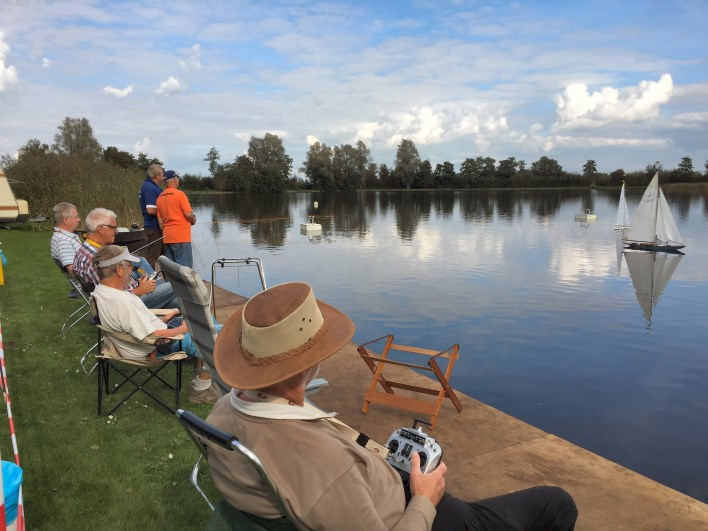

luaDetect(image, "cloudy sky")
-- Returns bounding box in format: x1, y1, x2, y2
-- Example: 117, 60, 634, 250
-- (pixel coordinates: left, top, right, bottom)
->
1, 0, 707, 177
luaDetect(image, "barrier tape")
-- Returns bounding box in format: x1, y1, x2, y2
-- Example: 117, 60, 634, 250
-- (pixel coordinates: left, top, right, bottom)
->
0, 319, 24, 530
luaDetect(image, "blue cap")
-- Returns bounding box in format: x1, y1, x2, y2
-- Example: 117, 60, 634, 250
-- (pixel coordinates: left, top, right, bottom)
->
164, 170, 180, 180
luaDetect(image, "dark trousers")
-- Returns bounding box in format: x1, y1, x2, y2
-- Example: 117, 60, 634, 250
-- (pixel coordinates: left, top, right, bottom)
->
144, 227, 163, 269
432, 487, 577, 531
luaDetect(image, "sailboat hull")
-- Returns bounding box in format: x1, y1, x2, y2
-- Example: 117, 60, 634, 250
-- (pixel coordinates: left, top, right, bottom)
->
624, 242, 685, 253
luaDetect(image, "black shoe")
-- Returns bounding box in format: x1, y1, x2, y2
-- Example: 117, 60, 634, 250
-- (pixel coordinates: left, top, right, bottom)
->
68, 289, 79, 298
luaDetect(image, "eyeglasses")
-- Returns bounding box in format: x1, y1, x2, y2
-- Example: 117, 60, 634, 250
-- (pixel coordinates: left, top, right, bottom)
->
101, 224, 118, 231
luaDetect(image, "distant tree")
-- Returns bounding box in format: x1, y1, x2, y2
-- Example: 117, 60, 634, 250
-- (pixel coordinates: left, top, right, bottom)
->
135, 152, 163, 172
414, 159, 434, 188
394, 139, 421, 188
530, 156, 564, 180
204, 147, 221, 177
459, 157, 481, 188
103, 146, 136, 170
247, 133, 292, 192
610, 168, 625, 184
302, 142, 335, 191
18, 138, 50, 159
497, 157, 518, 183
704, 160, 708, 177
332, 143, 360, 190
230, 154, 256, 192
433, 161, 456, 188
52, 117, 102, 159
582, 160, 598, 180
378, 163, 397, 188
677, 156, 693, 175
355, 141, 373, 189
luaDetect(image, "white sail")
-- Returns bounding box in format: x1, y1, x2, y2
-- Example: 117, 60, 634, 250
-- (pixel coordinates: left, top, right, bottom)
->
656, 190, 684, 247
624, 251, 682, 322
623, 172, 684, 249
613, 182, 630, 229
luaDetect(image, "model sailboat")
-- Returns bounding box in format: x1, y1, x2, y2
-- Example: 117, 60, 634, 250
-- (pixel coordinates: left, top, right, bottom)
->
613, 181, 630, 230
623, 172, 685, 252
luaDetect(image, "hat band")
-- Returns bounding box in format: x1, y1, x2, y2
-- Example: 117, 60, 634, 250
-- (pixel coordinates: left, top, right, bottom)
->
239, 323, 328, 366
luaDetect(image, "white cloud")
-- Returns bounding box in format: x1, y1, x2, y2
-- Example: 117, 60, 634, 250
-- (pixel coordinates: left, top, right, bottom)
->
306, 134, 320, 145
155, 76, 187, 96
554, 74, 674, 129
42, 57, 51, 68
103, 84, 134, 98
134, 137, 151, 153
178, 43, 202, 70
0, 33, 19, 91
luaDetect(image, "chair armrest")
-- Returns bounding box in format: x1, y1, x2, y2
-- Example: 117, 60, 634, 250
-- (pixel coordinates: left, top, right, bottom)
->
151, 308, 178, 316
97, 325, 184, 345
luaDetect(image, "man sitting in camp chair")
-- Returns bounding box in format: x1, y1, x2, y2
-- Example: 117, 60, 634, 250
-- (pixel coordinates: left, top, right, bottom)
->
91, 245, 221, 404
203, 282, 578, 530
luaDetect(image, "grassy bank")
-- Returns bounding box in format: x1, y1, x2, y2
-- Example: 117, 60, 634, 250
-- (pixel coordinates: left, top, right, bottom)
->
0, 229, 217, 530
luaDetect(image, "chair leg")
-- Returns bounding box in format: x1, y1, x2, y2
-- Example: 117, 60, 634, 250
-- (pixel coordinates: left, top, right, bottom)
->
97, 358, 104, 416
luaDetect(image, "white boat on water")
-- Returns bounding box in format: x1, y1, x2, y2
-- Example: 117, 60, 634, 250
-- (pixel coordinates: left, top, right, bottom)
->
623, 171, 685, 252
574, 209, 597, 222
613, 181, 630, 230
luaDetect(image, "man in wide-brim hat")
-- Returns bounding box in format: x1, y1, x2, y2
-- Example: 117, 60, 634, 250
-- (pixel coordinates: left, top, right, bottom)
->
205, 282, 577, 530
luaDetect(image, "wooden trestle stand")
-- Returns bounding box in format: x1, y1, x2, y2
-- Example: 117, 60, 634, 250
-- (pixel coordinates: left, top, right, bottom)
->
357, 334, 462, 430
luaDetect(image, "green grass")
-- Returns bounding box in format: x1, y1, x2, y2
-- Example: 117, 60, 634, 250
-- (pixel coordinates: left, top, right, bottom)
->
0, 229, 219, 530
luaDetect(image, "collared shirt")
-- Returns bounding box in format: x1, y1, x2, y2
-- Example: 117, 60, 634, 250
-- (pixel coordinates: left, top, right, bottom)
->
156, 188, 193, 243
73, 239, 138, 291
50, 227, 82, 268
139, 178, 163, 229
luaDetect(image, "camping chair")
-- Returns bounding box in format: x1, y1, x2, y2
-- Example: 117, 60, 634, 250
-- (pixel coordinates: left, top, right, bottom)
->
357, 334, 462, 430
158, 257, 328, 397
158, 256, 233, 395
52, 258, 91, 336
176, 409, 296, 531
89, 297, 188, 416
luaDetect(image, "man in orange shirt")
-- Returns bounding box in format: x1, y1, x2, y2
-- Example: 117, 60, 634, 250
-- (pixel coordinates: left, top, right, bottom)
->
156, 170, 196, 268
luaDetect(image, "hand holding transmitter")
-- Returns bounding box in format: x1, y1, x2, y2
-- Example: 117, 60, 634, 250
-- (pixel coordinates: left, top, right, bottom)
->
385, 419, 442, 485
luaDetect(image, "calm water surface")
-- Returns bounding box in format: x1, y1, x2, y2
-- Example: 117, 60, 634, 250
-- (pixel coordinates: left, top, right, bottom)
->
189, 187, 708, 502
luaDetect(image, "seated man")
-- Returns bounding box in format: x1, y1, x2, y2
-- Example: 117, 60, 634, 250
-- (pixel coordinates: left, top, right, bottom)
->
91, 245, 220, 404
205, 282, 578, 530
50, 201, 82, 297
73, 207, 178, 310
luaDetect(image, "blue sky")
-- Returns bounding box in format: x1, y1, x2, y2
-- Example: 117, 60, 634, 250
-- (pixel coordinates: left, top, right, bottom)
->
1, 0, 707, 177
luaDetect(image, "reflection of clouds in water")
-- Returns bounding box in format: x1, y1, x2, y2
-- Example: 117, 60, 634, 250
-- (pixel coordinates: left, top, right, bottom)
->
551, 240, 618, 285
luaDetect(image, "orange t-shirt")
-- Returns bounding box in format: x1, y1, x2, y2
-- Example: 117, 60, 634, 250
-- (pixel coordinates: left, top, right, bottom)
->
156, 188, 193, 243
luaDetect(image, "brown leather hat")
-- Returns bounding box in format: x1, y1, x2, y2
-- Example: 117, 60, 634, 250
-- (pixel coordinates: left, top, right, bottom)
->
214, 282, 355, 390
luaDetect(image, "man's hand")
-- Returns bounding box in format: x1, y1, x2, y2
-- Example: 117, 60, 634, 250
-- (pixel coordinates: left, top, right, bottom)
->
409, 452, 446, 507
133, 275, 157, 296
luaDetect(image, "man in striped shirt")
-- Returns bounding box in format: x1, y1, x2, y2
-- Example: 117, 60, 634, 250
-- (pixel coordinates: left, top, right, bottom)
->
50, 202, 82, 274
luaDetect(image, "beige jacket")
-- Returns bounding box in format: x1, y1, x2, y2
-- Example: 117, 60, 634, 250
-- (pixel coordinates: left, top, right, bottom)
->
205, 391, 436, 531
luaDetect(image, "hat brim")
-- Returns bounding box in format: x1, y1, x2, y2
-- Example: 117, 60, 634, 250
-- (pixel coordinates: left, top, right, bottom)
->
214, 299, 354, 390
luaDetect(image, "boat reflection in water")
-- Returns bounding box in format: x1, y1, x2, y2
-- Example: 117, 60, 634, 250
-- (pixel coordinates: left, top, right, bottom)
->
624, 250, 683, 325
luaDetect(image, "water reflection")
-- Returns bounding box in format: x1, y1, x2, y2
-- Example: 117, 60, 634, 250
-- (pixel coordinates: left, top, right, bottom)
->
624, 251, 683, 325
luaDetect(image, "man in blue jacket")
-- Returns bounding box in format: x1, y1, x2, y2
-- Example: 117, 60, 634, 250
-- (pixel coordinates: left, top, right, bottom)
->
139, 164, 165, 268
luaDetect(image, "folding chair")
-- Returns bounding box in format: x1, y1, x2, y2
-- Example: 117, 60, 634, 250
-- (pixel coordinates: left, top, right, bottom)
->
52, 258, 91, 336
159, 257, 328, 398
176, 409, 296, 530
89, 298, 188, 416
357, 334, 463, 430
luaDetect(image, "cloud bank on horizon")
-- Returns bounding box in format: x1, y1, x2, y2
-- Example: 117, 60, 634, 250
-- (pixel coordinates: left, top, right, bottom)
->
0, 1, 706, 176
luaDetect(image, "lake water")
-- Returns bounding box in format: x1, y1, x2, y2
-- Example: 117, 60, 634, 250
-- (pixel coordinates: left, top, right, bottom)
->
188, 187, 708, 502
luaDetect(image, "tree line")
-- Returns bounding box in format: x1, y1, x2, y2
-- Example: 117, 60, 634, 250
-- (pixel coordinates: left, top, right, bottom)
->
2, 117, 707, 211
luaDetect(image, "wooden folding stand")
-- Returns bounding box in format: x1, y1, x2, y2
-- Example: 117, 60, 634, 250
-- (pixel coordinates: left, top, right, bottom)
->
357, 334, 462, 430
